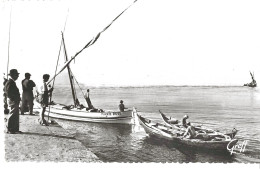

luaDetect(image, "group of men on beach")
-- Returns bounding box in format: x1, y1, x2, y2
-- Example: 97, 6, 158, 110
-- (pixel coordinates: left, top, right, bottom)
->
4, 68, 128, 134
4, 69, 53, 134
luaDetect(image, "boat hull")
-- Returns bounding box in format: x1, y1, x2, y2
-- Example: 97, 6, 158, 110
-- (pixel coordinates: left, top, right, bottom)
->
244, 84, 257, 87
35, 102, 135, 124
138, 114, 238, 151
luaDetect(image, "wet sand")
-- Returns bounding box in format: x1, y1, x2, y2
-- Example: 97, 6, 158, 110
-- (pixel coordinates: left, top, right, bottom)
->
4, 113, 101, 162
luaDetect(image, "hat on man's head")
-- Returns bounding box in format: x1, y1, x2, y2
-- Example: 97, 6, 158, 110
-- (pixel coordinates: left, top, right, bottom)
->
43, 74, 50, 80
120, 100, 123, 103
8, 69, 20, 76
25, 73, 31, 77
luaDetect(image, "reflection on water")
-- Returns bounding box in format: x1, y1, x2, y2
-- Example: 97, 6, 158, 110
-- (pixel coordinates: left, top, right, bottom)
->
53, 86, 260, 162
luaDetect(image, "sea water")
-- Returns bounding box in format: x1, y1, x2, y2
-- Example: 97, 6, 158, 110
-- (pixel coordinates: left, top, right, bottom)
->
52, 86, 260, 163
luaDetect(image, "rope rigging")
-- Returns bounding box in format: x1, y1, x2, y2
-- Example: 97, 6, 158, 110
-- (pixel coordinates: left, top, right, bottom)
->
48, 0, 138, 109
48, 38, 63, 120
47, 0, 138, 85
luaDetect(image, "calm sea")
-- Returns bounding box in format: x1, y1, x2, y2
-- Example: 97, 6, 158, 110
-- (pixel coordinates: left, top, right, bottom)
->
52, 86, 260, 163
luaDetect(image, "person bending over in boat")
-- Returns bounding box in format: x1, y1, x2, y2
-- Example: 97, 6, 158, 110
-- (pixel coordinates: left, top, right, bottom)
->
118, 100, 128, 112
182, 124, 211, 141
37, 74, 53, 126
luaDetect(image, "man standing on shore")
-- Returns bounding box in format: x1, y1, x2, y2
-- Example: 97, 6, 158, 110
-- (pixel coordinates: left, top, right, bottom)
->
38, 74, 53, 126
4, 69, 22, 134
21, 73, 36, 115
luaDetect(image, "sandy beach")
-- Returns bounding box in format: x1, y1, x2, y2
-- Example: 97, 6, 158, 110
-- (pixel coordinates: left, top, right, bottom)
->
4, 113, 101, 162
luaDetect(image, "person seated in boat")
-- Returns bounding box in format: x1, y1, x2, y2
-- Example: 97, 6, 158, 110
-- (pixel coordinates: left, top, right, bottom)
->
182, 124, 211, 141
118, 100, 128, 112
182, 115, 189, 128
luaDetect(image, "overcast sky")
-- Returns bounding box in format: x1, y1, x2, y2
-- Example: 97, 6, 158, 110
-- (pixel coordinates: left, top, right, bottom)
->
1, 0, 260, 87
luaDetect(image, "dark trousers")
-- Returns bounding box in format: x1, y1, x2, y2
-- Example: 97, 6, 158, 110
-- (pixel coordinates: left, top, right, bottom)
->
21, 91, 34, 114
6, 102, 20, 132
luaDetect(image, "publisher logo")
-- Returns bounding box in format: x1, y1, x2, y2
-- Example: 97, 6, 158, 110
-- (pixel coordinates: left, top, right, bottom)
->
227, 140, 248, 155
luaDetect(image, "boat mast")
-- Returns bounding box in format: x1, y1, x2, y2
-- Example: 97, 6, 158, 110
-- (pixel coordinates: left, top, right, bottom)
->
61, 32, 78, 106
7, 7, 12, 80
47, 0, 138, 85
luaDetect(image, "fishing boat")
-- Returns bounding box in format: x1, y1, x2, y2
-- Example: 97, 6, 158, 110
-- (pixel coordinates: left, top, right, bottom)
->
244, 71, 257, 87
34, 1, 138, 124
159, 111, 238, 139
136, 113, 238, 151
37, 103, 135, 124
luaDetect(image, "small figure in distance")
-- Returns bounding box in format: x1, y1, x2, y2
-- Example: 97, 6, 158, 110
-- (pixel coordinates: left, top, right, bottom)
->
118, 100, 128, 112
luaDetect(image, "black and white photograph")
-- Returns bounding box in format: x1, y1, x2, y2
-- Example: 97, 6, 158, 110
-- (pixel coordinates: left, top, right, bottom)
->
1, 0, 260, 167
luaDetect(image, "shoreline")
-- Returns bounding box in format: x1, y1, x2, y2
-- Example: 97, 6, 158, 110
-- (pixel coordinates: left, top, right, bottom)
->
4, 112, 101, 162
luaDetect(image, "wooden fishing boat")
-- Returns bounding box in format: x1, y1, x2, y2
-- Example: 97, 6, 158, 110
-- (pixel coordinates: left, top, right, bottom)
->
36, 103, 134, 124
34, 1, 138, 124
137, 113, 238, 151
244, 83, 257, 87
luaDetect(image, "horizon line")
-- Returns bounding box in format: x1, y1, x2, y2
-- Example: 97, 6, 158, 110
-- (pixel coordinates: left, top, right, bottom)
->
53, 84, 252, 88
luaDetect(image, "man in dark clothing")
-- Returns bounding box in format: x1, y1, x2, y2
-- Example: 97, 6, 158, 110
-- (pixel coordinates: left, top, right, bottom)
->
4, 69, 21, 134
21, 73, 36, 115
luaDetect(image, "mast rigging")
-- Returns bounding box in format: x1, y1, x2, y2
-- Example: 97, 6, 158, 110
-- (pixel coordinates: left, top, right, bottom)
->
47, 0, 138, 85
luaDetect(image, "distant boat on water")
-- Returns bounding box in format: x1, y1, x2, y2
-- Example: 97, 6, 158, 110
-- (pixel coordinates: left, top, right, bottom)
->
244, 71, 257, 87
